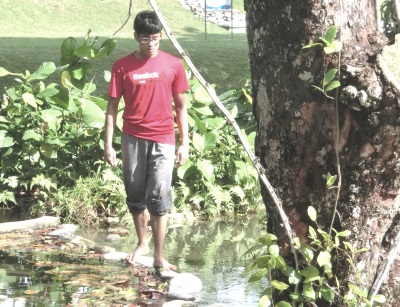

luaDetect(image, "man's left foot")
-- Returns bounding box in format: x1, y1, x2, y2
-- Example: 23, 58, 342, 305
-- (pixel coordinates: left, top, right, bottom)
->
153, 258, 177, 271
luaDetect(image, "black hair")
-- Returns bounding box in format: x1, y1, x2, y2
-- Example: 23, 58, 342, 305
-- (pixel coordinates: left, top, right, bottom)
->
133, 10, 163, 36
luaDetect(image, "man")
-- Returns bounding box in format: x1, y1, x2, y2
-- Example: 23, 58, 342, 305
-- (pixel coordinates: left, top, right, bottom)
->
104, 10, 189, 271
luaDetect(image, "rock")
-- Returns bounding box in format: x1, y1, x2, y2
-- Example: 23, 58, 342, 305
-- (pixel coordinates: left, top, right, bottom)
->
163, 300, 198, 307
59, 224, 78, 233
107, 216, 119, 227
104, 251, 128, 261
105, 234, 121, 242
167, 273, 202, 301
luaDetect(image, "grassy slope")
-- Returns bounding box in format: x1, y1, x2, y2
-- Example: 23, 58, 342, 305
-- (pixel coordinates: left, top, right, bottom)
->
0, 0, 249, 94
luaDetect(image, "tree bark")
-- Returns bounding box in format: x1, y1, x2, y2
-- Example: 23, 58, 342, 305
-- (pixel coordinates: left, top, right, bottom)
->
245, 0, 400, 305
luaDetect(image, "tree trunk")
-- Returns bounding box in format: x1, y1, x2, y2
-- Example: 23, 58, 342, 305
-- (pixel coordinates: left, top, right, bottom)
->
245, 0, 400, 305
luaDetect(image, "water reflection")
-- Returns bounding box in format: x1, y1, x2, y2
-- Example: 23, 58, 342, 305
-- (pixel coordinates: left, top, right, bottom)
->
96, 213, 268, 306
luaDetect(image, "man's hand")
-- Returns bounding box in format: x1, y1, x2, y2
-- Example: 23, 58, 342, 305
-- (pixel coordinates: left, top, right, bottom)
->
175, 144, 189, 166
104, 146, 117, 167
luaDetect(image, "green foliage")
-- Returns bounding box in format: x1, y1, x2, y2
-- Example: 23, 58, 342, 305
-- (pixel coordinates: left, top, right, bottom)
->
248, 207, 385, 307
0, 32, 116, 204
173, 78, 262, 216
42, 166, 127, 226
303, 25, 341, 98
381, 0, 400, 36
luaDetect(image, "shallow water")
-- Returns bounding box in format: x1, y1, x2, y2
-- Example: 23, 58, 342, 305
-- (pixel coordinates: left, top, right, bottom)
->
0, 212, 268, 306
94, 214, 268, 306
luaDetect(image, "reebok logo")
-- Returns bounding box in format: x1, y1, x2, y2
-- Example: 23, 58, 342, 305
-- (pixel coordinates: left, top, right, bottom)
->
133, 72, 159, 80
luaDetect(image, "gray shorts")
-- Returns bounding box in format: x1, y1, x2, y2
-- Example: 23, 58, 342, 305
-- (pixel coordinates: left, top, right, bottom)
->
121, 133, 175, 216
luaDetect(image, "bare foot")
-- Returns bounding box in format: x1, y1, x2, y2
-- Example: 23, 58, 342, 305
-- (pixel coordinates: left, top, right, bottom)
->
125, 244, 150, 265
153, 258, 177, 271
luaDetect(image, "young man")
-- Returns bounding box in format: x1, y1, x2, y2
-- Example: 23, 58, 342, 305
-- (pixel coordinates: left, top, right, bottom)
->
104, 10, 189, 271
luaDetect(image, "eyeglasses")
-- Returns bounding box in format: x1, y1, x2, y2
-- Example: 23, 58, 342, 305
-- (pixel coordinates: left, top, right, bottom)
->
139, 36, 162, 44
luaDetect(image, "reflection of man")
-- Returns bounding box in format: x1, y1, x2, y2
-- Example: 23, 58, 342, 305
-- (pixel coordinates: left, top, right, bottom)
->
104, 10, 189, 271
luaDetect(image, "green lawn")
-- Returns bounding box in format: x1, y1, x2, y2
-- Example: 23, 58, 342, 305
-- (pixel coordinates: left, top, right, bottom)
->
0, 0, 249, 95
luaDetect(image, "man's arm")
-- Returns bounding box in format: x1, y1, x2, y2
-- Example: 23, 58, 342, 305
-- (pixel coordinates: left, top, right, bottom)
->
104, 97, 120, 167
173, 92, 189, 166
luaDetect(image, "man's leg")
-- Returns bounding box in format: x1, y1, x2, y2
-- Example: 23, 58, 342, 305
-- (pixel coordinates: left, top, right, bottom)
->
150, 213, 177, 270
147, 142, 176, 270
125, 209, 150, 264
121, 134, 150, 265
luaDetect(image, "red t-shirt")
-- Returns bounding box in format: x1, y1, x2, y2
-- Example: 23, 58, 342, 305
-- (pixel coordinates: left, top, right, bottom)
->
108, 51, 189, 144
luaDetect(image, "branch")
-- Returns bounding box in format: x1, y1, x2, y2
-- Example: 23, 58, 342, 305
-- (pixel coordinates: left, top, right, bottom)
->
147, 0, 299, 275
112, 0, 133, 37
368, 225, 400, 302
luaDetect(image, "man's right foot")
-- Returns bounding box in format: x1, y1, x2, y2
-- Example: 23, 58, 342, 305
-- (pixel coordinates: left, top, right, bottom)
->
125, 244, 150, 265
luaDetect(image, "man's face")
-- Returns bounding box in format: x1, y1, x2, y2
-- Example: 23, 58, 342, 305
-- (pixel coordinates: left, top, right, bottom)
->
134, 32, 162, 58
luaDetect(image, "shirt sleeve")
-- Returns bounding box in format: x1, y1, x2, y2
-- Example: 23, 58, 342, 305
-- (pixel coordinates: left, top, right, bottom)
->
172, 60, 190, 95
108, 63, 124, 99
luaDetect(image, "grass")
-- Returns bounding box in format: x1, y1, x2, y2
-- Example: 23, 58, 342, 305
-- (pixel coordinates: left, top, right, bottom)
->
0, 0, 249, 95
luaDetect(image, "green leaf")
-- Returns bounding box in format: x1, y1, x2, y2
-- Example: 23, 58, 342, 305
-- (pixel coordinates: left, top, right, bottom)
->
271, 280, 289, 291
40, 109, 62, 132
196, 159, 214, 182
192, 132, 204, 152
258, 233, 277, 246
40, 144, 54, 159
321, 285, 335, 302
289, 292, 304, 302
276, 302, 292, 307
22, 92, 37, 109
336, 230, 351, 237
177, 159, 193, 179
325, 172, 337, 187
258, 295, 272, 307
303, 283, 316, 300
203, 132, 218, 151
95, 38, 117, 59
248, 268, 268, 282
193, 85, 215, 103
307, 206, 317, 221
371, 294, 386, 303
324, 80, 341, 92
323, 69, 338, 86
0, 67, 12, 77
192, 103, 214, 116
301, 246, 315, 262
0, 132, 14, 148
317, 251, 331, 266
74, 45, 95, 59
309, 226, 317, 240
29, 62, 56, 81
23, 130, 42, 141
61, 37, 79, 64
301, 265, 319, 278
324, 25, 337, 44
302, 43, 323, 49
81, 98, 105, 129
269, 244, 280, 258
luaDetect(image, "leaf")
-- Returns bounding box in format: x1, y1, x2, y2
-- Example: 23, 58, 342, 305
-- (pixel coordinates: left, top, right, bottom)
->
192, 133, 204, 152
61, 37, 79, 64
271, 280, 289, 291
258, 295, 272, 307
23, 130, 42, 141
302, 43, 323, 49
258, 233, 277, 246
81, 98, 105, 129
269, 244, 280, 258
196, 159, 214, 182
276, 301, 292, 307
324, 25, 337, 44
248, 268, 268, 282
75, 45, 95, 59
321, 285, 335, 302
203, 132, 218, 151
371, 294, 386, 303
192, 103, 214, 116
303, 283, 316, 300
0, 67, 12, 77
177, 159, 193, 179
336, 230, 351, 237
307, 206, 317, 221
324, 80, 341, 92
301, 265, 319, 278
193, 85, 215, 103
323, 69, 338, 86
317, 251, 331, 267
40, 144, 54, 159
0, 133, 14, 148
22, 92, 37, 109
289, 292, 304, 302
29, 62, 56, 81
